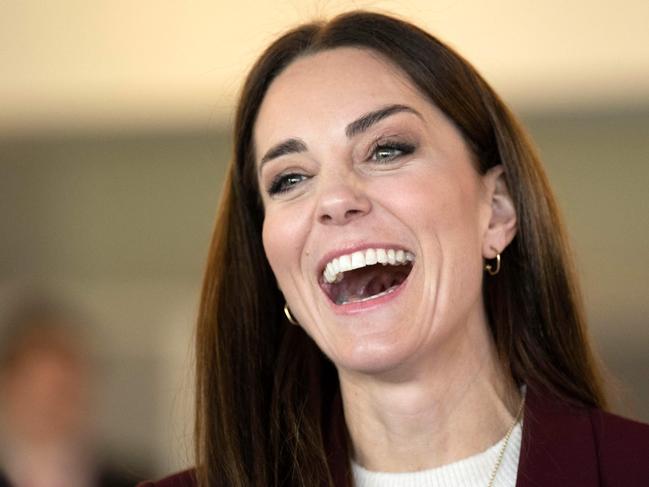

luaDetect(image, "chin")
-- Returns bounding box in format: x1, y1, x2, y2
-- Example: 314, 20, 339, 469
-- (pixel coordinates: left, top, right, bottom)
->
328, 335, 416, 376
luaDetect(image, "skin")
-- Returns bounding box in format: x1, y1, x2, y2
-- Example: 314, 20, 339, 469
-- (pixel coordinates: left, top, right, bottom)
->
1, 345, 91, 444
255, 47, 520, 472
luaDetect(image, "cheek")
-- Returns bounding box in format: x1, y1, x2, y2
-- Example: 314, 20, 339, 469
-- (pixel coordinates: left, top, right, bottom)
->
262, 207, 307, 288
378, 165, 485, 294
377, 166, 481, 238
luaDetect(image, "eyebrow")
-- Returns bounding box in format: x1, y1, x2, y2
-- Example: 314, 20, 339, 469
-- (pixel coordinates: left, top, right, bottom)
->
259, 138, 308, 165
345, 104, 421, 138
258, 103, 421, 168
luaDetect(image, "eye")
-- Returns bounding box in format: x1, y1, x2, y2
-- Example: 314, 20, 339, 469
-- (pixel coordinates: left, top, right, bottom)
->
370, 141, 416, 163
268, 172, 309, 196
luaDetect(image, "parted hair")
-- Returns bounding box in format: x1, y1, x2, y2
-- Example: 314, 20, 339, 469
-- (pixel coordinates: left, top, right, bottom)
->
194, 10, 607, 487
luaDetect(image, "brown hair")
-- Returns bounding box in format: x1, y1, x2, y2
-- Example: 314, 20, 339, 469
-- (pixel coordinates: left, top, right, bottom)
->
194, 10, 607, 487
0, 297, 87, 373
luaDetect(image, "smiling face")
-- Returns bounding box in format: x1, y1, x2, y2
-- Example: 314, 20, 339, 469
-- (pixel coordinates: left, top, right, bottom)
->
255, 47, 509, 375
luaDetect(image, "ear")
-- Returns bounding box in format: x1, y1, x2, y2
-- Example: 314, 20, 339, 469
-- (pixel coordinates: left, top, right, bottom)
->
481, 165, 517, 259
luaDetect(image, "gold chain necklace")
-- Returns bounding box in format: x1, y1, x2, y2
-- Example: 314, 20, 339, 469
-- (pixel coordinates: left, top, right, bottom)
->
486, 395, 525, 487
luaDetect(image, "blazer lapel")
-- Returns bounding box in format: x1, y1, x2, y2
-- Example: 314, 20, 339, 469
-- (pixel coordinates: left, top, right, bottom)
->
516, 386, 599, 486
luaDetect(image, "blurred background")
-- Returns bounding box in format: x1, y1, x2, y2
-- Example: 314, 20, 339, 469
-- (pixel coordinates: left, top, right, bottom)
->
1, 0, 648, 481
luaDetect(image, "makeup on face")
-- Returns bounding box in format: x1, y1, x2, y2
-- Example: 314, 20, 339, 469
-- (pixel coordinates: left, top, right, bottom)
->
256, 47, 491, 373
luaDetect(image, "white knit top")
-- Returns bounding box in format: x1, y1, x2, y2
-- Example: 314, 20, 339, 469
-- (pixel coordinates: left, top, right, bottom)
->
351, 421, 523, 487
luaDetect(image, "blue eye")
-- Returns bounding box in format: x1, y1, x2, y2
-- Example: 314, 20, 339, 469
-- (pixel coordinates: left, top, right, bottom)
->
268, 172, 308, 195
371, 142, 415, 163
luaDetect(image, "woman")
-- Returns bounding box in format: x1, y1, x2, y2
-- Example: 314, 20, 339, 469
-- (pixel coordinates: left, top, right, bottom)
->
0, 298, 138, 487
142, 10, 649, 487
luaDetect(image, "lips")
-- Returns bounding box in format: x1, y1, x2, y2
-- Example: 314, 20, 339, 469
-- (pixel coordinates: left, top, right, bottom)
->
318, 247, 414, 306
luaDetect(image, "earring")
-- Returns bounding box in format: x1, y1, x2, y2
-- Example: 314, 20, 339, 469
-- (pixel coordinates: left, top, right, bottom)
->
484, 253, 501, 276
283, 303, 298, 325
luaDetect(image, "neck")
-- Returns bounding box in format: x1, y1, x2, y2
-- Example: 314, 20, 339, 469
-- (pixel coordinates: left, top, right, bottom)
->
337, 314, 521, 473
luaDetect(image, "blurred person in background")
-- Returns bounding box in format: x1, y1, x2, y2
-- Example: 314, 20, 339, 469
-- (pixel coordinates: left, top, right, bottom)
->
0, 297, 136, 487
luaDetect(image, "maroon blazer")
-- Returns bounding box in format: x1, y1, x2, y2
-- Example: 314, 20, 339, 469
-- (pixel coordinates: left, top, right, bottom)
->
140, 386, 649, 486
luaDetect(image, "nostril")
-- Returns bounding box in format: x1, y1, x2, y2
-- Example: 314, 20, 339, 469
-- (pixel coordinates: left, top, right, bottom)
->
344, 209, 363, 219
316, 187, 372, 225
319, 208, 364, 224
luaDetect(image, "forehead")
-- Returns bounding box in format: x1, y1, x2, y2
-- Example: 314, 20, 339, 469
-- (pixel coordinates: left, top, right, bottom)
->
253, 47, 430, 155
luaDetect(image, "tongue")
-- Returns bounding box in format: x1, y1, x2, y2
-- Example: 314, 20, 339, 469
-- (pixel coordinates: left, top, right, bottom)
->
334, 264, 409, 304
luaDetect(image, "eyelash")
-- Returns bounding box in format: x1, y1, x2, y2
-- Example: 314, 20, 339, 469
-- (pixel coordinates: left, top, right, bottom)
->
266, 140, 416, 196
268, 172, 308, 196
369, 140, 416, 163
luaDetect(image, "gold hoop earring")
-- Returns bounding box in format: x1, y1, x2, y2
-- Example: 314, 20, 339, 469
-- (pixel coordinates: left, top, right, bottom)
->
283, 303, 298, 325
484, 253, 501, 276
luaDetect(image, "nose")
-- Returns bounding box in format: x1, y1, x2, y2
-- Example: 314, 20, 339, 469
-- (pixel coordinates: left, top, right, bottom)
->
316, 179, 371, 225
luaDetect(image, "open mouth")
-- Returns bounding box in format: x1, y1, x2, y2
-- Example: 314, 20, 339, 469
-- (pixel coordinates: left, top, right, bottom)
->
319, 248, 414, 305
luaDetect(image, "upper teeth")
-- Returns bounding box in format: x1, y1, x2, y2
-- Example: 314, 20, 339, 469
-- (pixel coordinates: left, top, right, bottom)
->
323, 248, 414, 284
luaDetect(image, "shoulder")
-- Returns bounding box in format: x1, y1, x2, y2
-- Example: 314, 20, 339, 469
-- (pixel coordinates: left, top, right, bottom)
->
518, 385, 649, 486
589, 407, 649, 443
588, 408, 649, 482
136, 469, 197, 487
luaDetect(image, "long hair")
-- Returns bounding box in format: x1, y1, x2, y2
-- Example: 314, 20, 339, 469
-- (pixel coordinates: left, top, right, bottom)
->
194, 10, 607, 487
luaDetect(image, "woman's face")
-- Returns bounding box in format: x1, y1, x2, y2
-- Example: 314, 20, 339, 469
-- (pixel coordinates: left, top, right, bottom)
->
255, 47, 509, 375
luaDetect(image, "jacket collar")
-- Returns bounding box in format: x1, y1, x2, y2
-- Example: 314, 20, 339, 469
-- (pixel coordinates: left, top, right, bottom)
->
327, 384, 601, 486
516, 385, 599, 486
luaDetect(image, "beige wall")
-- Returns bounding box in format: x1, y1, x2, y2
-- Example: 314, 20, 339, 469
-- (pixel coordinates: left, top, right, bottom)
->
2, 0, 649, 134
